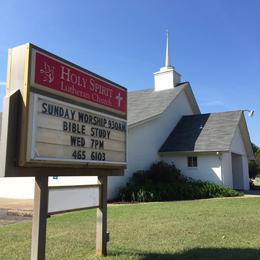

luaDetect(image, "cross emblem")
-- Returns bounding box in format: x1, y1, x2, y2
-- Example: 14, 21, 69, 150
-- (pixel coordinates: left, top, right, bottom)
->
116, 92, 123, 108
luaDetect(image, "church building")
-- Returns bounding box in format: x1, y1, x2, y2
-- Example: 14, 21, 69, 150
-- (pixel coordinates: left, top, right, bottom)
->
0, 35, 254, 200
108, 33, 253, 198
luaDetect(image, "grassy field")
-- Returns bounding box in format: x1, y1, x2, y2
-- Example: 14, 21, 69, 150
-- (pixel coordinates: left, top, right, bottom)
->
1, 198, 260, 259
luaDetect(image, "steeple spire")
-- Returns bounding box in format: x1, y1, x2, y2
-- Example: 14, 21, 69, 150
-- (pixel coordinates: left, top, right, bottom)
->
153, 31, 181, 91
165, 30, 171, 68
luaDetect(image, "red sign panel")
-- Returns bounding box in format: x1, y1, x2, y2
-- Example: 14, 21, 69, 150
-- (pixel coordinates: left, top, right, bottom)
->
34, 52, 126, 113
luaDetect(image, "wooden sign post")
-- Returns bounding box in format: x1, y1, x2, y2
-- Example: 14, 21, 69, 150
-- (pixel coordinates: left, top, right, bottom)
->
96, 176, 108, 256
0, 43, 128, 259
31, 177, 49, 260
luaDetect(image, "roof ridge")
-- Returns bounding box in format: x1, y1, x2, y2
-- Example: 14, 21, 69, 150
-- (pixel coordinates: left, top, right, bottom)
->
181, 110, 242, 118
207, 110, 242, 115
129, 83, 188, 94
129, 88, 153, 93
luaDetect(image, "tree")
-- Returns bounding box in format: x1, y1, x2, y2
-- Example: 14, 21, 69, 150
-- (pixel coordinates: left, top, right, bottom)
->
251, 142, 259, 154
256, 150, 260, 166
249, 143, 260, 179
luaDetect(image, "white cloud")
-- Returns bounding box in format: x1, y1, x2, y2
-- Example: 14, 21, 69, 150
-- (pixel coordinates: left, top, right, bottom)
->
0, 81, 6, 86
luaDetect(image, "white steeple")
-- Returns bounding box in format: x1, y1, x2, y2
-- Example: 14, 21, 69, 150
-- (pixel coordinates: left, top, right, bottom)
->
165, 30, 171, 68
154, 31, 181, 91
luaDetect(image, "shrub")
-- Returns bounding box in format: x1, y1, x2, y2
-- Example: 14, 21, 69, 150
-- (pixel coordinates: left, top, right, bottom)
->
249, 160, 258, 179
118, 161, 241, 202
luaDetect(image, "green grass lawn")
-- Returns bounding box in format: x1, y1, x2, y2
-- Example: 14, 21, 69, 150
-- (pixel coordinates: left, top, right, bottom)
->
1, 198, 260, 259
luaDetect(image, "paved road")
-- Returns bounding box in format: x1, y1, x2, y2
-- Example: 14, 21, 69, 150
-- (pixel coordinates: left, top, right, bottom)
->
0, 198, 33, 225
243, 190, 260, 197
0, 198, 33, 210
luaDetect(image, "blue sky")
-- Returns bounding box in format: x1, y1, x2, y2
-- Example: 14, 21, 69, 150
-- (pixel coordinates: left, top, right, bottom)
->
0, 0, 259, 145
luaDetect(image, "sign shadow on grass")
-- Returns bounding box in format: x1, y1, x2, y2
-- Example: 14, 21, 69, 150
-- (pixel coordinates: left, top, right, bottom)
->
109, 247, 260, 260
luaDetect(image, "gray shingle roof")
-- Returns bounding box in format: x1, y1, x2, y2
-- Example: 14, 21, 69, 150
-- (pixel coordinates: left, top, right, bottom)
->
128, 83, 196, 126
159, 111, 242, 153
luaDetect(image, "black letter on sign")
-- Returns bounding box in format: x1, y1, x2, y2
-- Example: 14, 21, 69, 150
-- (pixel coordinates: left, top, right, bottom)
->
42, 103, 48, 114
63, 121, 68, 131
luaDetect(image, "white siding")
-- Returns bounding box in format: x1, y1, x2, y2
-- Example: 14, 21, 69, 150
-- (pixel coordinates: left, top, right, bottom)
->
232, 153, 244, 189
231, 127, 247, 155
108, 90, 194, 199
242, 155, 250, 190
162, 153, 222, 185
221, 152, 233, 188
0, 177, 35, 199
48, 176, 98, 187
231, 127, 250, 190
0, 176, 98, 199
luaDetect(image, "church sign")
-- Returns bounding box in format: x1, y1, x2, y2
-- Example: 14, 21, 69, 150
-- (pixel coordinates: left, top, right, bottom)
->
1, 43, 127, 258
4, 43, 127, 169
27, 94, 126, 165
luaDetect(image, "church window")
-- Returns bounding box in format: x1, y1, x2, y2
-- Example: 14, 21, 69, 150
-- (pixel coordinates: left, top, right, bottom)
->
187, 156, 197, 167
